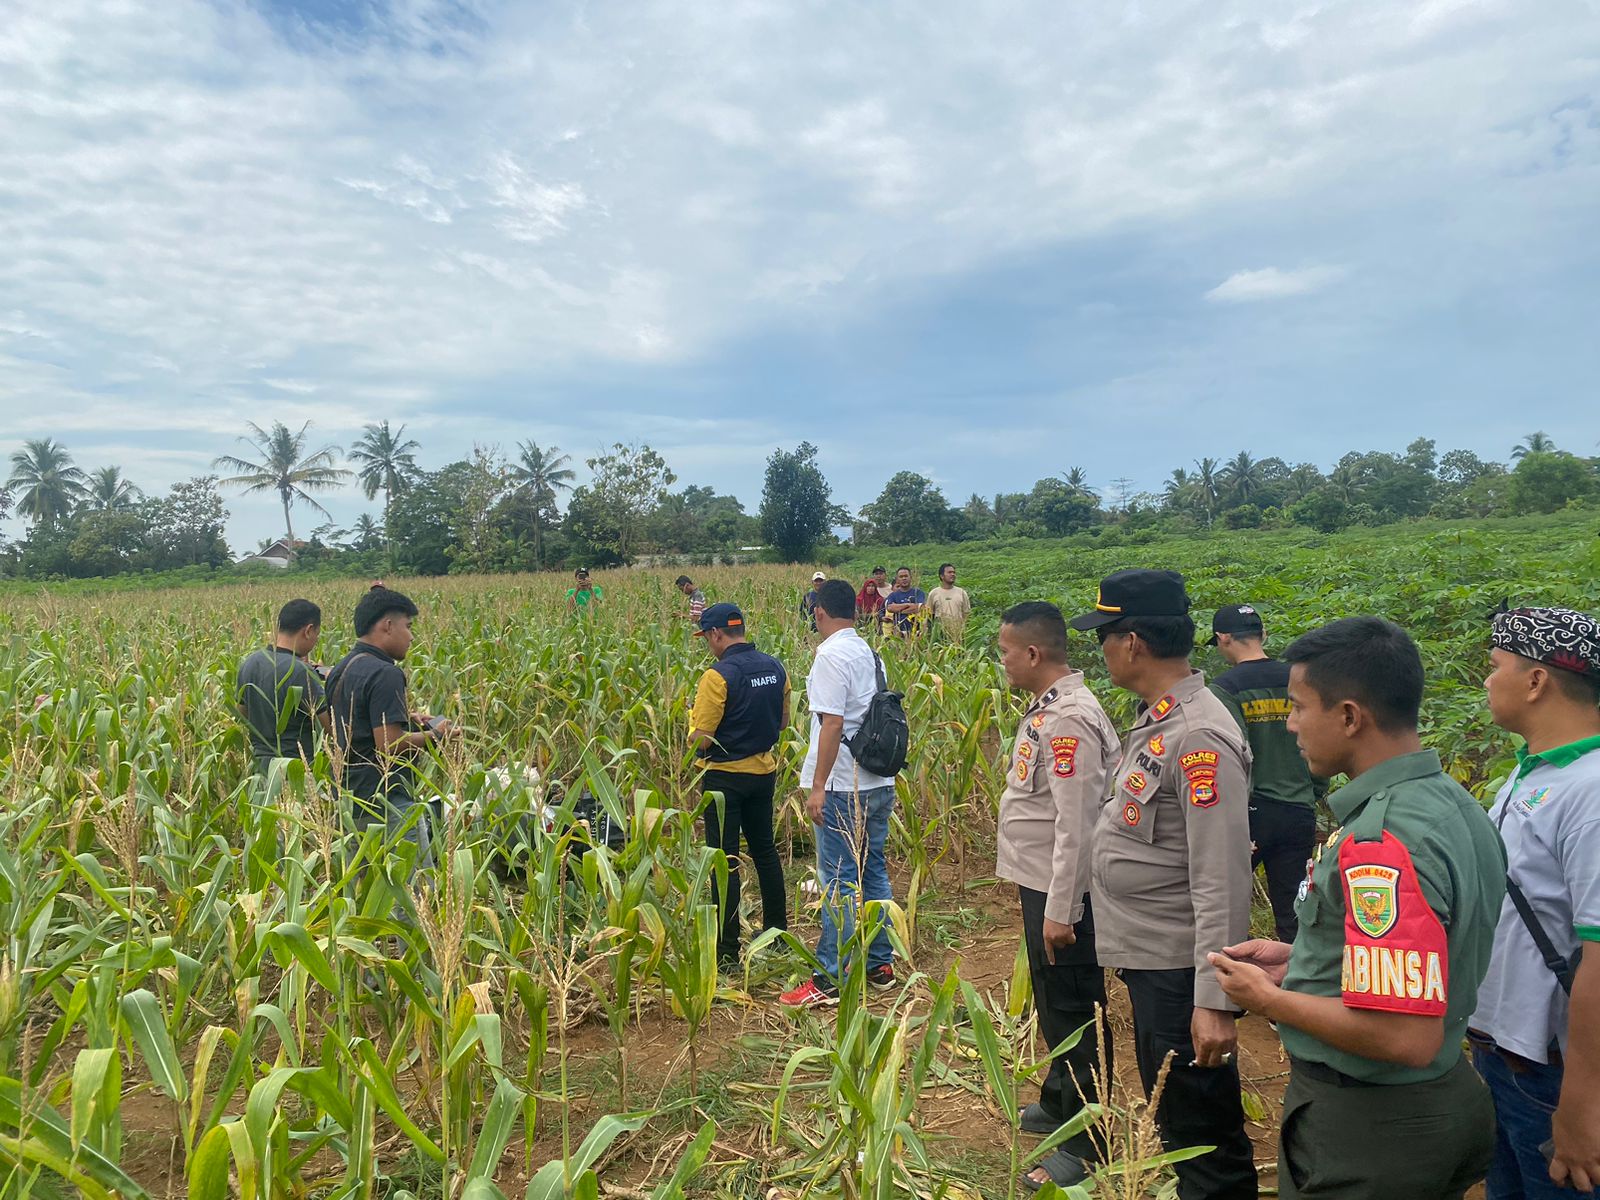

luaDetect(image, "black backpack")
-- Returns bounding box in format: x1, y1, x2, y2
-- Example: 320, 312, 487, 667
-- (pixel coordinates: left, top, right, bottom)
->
847, 652, 909, 777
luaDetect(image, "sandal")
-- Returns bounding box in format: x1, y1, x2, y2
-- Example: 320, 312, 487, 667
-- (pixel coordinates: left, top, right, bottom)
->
1019, 1148, 1088, 1193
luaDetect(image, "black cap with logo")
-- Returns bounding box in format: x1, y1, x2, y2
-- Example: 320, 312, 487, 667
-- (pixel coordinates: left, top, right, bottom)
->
1206, 603, 1265, 646
1069, 569, 1192, 631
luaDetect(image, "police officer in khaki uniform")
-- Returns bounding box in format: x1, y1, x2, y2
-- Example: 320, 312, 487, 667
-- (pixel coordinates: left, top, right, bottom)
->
1071, 569, 1258, 1200
995, 602, 1121, 1192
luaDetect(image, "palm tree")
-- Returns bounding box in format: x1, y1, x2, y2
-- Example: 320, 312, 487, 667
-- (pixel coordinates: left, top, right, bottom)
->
214, 421, 351, 553
510, 440, 575, 569
348, 421, 421, 540
1328, 462, 1362, 504
350, 513, 383, 552
1163, 468, 1195, 512
1192, 457, 1222, 524
1058, 466, 1097, 498
1511, 431, 1555, 459
1221, 450, 1264, 506
7, 438, 87, 528
84, 466, 142, 512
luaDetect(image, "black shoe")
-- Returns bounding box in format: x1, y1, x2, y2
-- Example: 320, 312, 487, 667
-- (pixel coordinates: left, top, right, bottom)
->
866, 964, 896, 990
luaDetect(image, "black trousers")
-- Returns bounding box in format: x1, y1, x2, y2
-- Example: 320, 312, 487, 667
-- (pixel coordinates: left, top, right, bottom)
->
1019, 887, 1112, 1161
1280, 1057, 1493, 1199
1249, 796, 1317, 943
701, 770, 788, 961
1121, 968, 1259, 1200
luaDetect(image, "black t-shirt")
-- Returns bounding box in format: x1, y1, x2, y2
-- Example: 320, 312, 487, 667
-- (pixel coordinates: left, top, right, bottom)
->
236, 647, 323, 764
322, 641, 412, 803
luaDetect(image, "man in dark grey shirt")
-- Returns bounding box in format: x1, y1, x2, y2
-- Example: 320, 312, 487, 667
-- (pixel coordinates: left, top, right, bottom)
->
236, 599, 327, 771
322, 586, 456, 865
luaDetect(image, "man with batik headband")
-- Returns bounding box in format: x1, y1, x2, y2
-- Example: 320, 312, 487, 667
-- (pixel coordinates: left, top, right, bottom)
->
1209, 617, 1505, 1200
1472, 606, 1600, 1198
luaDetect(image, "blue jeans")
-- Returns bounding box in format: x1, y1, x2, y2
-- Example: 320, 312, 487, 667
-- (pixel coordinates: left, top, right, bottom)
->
1474, 1043, 1585, 1199
813, 785, 896, 986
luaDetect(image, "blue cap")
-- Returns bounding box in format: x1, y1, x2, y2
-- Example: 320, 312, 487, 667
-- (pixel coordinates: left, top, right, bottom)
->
694, 602, 745, 637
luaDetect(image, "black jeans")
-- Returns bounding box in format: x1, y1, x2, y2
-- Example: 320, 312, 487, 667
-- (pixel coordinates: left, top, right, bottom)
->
701, 770, 788, 961
1121, 968, 1258, 1200
1249, 796, 1317, 943
1019, 887, 1112, 1162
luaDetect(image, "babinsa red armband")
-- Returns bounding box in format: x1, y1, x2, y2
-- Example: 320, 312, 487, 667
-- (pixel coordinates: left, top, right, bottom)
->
1337, 831, 1448, 1015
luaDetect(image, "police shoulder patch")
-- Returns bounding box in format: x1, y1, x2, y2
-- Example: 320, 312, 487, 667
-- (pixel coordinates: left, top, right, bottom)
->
1050, 735, 1078, 778
1149, 695, 1176, 721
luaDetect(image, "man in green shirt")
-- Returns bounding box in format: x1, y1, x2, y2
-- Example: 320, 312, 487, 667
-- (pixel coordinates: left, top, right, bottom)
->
566, 567, 603, 614
1210, 616, 1505, 1199
1209, 603, 1326, 942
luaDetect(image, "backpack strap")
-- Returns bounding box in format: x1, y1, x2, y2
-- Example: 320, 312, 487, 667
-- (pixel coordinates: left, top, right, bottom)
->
1496, 800, 1576, 995
871, 651, 888, 693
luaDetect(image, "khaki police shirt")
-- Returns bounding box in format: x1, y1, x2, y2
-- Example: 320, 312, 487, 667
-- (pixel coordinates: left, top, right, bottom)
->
1091, 670, 1254, 1012
995, 671, 1120, 925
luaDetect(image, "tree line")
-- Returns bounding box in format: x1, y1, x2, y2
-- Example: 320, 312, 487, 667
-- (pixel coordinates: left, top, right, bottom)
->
2, 426, 1593, 581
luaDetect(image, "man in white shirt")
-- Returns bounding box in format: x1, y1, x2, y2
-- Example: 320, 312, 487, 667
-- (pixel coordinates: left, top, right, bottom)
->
781, 578, 899, 1006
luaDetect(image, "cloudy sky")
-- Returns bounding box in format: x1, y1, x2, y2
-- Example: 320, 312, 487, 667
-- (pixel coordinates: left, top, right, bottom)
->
3, 0, 1597, 551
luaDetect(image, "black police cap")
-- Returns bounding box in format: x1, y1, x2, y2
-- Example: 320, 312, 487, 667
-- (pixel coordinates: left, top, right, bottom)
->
1069, 569, 1192, 631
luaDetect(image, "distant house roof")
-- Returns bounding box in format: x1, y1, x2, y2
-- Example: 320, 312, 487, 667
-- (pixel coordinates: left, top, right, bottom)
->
238, 536, 303, 567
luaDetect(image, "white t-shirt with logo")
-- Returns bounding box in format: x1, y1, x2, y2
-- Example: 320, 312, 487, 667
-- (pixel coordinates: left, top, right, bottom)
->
799, 627, 897, 792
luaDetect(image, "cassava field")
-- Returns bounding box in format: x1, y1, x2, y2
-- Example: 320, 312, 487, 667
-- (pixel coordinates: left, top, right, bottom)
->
0, 512, 1596, 1200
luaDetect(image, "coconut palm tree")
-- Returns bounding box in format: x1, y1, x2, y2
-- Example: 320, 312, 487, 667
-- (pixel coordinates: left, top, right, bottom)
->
1221, 450, 1264, 506
348, 421, 421, 540
510, 440, 575, 569
350, 513, 383, 552
84, 466, 142, 512
214, 421, 351, 554
1058, 466, 1097, 498
1511, 431, 1555, 459
7, 438, 87, 528
1162, 468, 1195, 513
1192, 457, 1222, 524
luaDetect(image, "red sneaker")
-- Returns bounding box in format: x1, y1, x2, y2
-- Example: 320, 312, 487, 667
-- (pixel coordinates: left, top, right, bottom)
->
778, 978, 839, 1008
866, 964, 896, 990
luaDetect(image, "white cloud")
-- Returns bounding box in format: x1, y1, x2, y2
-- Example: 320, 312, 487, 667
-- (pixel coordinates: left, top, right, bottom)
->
1205, 265, 1348, 303
0, 0, 1596, 550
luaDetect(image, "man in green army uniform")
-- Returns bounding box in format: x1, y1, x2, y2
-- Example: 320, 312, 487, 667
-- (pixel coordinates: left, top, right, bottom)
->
1209, 603, 1326, 941
1072, 569, 1258, 1200
1210, 616, 1505, 1199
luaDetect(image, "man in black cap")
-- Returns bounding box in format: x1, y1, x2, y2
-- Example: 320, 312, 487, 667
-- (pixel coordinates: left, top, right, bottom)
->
1209, 604, 1325, 943
1472, 606, 1600, 1197
688, 602, 791, 967
1071, 569, 1258, 1200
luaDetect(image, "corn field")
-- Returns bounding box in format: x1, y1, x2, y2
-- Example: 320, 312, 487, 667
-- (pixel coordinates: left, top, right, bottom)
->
0, 513, 1595, 1198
